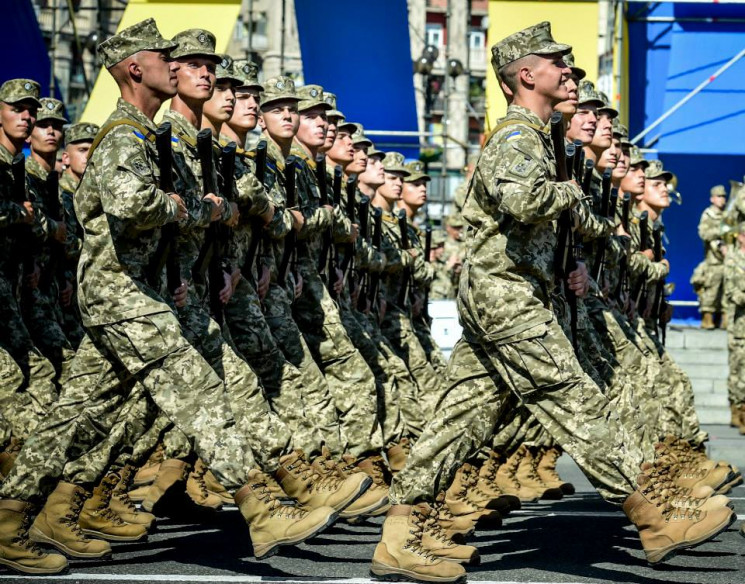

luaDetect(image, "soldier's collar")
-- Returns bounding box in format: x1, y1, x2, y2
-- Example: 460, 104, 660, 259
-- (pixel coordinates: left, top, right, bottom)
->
505, 104, 551, 135
117, 98, 158, 133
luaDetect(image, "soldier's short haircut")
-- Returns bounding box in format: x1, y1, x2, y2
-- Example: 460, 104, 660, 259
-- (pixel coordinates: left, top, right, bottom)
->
498, 54, 537, 95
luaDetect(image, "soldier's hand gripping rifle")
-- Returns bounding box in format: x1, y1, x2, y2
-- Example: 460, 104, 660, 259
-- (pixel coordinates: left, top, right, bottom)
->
326, 165, 343, 298
41, 170, 67, 290
631, 210, 650, 312
11, 153, 35, 279
146, 122, 181, 294
315, 154, 333, 281
397, 208, 412, 308
367, 206, 383, 307
613, 192, 632, 303
242, 140, 267, 286
355, 195, 370, 311
278, 155, 299, 284
650, 223, 668, 343
590, 168, 614, 283
550, 111, 579, 352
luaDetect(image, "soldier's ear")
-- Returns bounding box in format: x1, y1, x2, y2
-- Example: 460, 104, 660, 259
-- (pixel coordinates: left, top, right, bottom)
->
61, 151, 71, 167
127, 59, 144, 83
258, 115, 266, 131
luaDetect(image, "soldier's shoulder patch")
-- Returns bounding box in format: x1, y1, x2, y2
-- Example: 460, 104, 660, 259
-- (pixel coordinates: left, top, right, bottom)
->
132, 158, 149, 175
509, 155, 538, 178
506, 130, 521, 141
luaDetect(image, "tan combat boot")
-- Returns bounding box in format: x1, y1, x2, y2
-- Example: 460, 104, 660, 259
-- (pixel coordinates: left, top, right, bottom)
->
0, 438, 22, 482
201, 462, 234, 505
386, 438, 410, 473
515, 446, 563, 500
421, 504, 480, 565
445, 463, 510, 521
79, 472, 148, 542
235, 469, 336, 559
535, 446, 575, 495
276, 450, 370, 513
637, 465, 732, 512
370, 504, 466, 583
476, 451, 521, 514
311, 449, 387, 519
719, 312, 728, 329
29, 482, 111, 559
0, 500, 68, 575
700, 312, 715, 330
186, 459, 223, 510
133, 443, 164, 487
495, 447, 539, 502
110, 465, 156, 528
433, 494, 478, 542
141, 458, 189, 515
623, 473, 735, 564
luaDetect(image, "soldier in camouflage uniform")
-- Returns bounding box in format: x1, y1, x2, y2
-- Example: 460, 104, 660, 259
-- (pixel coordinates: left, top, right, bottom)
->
0, 78, 60, 442
427, 230, 452, 300
0, 20, 340, 575
58, 121, 98, 348
723, 221, 745, 433
371, 23, 734, 583
24, 97, 75, 386
693, 185, 727, 329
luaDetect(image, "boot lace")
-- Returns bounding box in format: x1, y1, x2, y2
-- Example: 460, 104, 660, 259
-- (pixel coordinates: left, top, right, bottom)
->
288, 454, 342, 494
114, 466, 140, 513
60, 489, 89, 538
538, 448, 563, 483
424, 512, 455, 546
402, 507, 438, 561
251, 479, 308, 521
192, 463, 210, 498
13, 506, 45, 556
663, 506, 703, 522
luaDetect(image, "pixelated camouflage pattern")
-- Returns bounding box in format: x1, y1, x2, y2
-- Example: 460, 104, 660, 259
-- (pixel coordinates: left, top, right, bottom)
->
0, 78, 41, 107
170, 29, 219, 61
97, 18, 177, 69
37, 98, 67, 123
490, 21, 571, 73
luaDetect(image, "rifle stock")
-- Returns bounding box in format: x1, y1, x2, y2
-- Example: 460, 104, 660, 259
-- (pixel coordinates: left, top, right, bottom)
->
397, 208, 411, 307
242, 140, 268, 285
278, 155, 299, 283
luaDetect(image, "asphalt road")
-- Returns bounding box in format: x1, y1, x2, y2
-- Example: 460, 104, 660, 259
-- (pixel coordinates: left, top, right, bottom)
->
1, 426, 743, 584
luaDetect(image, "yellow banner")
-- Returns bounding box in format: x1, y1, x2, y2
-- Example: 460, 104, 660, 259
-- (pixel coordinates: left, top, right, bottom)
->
485, 0, 599, 132
80, 0, 242, 125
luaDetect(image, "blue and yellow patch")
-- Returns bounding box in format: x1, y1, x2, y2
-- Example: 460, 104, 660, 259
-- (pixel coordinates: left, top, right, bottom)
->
506, 130, 521, 141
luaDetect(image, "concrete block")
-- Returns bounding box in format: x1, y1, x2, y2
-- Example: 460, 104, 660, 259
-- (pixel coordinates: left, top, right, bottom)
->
683, 328, 727, 350
693, 393, 729, 408
692, 378, 714, 394
713, 378, 729, 393
667, 349, 728, 366
665, 330, 685, 349
681, 363, 729, 381
696, 407, 730, 425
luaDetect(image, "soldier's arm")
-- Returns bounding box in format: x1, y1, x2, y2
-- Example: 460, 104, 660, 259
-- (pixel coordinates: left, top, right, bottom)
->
575, 197, 615, 241
489, 130, 581, 224
97, 130, 179, 230
296, 177, 332, 240
332, 206, 353, 242
235, 171, 272, 219
697, 210, 722, 243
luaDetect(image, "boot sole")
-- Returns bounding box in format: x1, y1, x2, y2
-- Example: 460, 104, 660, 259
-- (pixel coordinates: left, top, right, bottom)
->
715, 474, 743, 495
339, 494, 389, 519
332, 475, 374, 514
29, 527, 112, 559
253, 509, 338, 560
370, 561, 466, 583
646, 511, 737, 565
80, 528, 148, 543
0, 557, 69, 576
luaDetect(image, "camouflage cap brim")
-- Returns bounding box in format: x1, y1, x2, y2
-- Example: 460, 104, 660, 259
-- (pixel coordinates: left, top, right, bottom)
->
0, 79, 42, 108
598, 106, 619, 120
98, 18, 177, 69
336, 120, 358, 134
405, 172, 431, 183
368, 147, 386, 160
570, 66, 586, 81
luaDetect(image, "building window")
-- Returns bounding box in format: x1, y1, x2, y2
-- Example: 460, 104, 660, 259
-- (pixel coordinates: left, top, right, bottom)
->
468, 29, 485, 49
426, 24, 443, 49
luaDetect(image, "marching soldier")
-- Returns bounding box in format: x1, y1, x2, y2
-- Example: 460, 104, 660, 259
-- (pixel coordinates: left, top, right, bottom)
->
693, 185, 727, 329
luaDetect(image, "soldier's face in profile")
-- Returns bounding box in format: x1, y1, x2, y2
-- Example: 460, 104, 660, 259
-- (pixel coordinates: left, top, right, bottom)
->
297, 106, 328, 149
621, 164, 646, 197
346, 145, 368, 174
260, 99, 300, 140
323, 117, 340, 150
644, 178, 670, 209
402, 179, 427, 209
175, 56, 216, 101
138, 50, 179, 99
592, 112, 613, 149
63, 141, 91, 178
204, 80, 236, 124
0, 101, 37, 142
377, 172, 404, 203
613, 142, 629, 180
327, 131, 354, 164
230, 88, 260, 131
360, 155, 385, 189
554, 74, 579, 115
711, 194, 727, 210
531, 53, 571, 104
567, 104, 597, 145
28, 119, 64, 155
598, 136, 620, 172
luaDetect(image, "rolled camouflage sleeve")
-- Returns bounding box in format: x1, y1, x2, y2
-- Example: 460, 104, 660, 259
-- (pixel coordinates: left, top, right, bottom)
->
575, 198, 615, 241
698, 209, 722, 244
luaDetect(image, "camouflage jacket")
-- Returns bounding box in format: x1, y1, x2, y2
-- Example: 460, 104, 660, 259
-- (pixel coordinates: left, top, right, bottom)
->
59, 171, 83, 285
697, 205, 725, 265
25, 156, 63, 288
458, 104, 582, 343
75, 98, 180, 327
724, 245, 745, 338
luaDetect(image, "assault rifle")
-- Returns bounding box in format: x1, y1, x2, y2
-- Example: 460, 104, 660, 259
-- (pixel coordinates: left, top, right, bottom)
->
11, 154, 35, 278
631, 211, 650, 311
41, 170, 66, 290
339, 175, 357, 293
589, 168, 613, 282
397, 208, 411, 308
550, 111, 578, 352
355, 195, 370, 311
316, 154, 333, 280
613, 193, 632, 303
146, 122, 181, 293
422, 222, 432, 321
327, 165, 343, 298
367, 206, 383, 307
650, 223, 668, 344
278, 155, 299, 283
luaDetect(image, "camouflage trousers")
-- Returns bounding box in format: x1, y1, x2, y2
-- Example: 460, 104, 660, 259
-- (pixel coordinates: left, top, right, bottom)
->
58, 288, 85, 350
0, 276, 58, 438
226, 276, 338, 457
0, 312, 255, 504
381, 307, 447, 428
21, 285, 75, 386
263, 282, 344, 458
294, 260, 382, 458
390, 316, 643, 507
697, 263, 724, 314
727, 328, 745, 406
412, 316, 448, 374
0, 410, 11, 449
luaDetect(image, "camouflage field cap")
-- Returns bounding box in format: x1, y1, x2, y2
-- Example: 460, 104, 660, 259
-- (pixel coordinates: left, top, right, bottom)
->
627, 145, 649, 168
491, 21, 571, 73
233, 59, 263, 90
336, 118, 358, 135
97, 18, 177, 69
351, 123, 373, 148
404, 160, 431, 183
297, 84, 330, 112
0, 78, 41, 107
170, 29, 220, 62
65, 122, 100, 144
368, 145, 386, 160
577, 80, 604, 108
382, 152, 410, 176
645, 159, 673, 181
597, 90, 619, 119
37, 98, 68, 124
432, 230, 447, 247
322, 91, 344, 119
612, 119, 631, 145
563, 53, 586, 81
215, 54, 243, 85
711, 184, 727, 197
260, 76, 300, 108
446, 213, 464, 228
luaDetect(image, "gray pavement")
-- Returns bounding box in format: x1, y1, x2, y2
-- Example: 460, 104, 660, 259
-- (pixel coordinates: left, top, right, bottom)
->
1, 425, 743, 584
